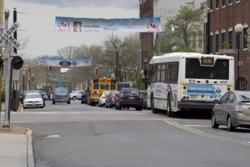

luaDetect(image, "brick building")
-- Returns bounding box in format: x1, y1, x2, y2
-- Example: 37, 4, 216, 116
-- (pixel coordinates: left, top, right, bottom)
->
140, 0, 205, 70
209, 0, 250, 90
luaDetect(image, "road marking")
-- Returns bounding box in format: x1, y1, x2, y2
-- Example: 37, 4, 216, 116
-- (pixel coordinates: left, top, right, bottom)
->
183, 125, 210, 127
164, 120, 250, 147
45, 134, 60, 139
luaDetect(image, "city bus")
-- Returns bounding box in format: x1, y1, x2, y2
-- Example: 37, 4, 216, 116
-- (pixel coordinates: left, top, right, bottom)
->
147, 52, 234, 117
87, 78, 117, 106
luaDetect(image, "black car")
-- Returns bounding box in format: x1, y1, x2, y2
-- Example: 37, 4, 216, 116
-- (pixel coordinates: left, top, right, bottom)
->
115, 88, 143, 111
81, 90, 88, 104
105, 91, 119, 108
52, 87, 71, 104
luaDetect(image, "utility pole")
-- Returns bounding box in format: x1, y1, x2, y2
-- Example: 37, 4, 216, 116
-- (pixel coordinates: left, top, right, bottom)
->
3, 8, 11, 128
0, 0, 4, 113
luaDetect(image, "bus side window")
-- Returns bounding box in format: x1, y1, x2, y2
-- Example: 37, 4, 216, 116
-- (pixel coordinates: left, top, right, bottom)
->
165, 63, 170, 83
161, 64, 165, 82
156, 64, 161, 82
170, 62, 178, 84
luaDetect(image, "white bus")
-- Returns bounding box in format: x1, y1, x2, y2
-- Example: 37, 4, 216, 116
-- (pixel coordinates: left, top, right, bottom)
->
147, 52, 234, 117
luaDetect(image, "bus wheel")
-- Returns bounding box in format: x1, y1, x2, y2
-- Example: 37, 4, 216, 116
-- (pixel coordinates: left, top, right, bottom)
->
167, 98, 173, 117
151, 97, 157, 114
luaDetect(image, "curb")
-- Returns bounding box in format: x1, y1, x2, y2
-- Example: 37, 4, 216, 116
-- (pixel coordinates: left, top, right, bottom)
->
26, 129, 34, 167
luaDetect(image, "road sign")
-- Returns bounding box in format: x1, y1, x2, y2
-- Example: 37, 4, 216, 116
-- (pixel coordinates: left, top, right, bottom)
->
102, 69, 112, 72
218, 49, 237, 54
58, 78, 63, 84
0, 22, 21, 48
111, 73, 115, 77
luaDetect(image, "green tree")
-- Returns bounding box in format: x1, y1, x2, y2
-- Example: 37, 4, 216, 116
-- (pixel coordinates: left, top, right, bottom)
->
156, 4, 203, 54
222, 41, 231, 49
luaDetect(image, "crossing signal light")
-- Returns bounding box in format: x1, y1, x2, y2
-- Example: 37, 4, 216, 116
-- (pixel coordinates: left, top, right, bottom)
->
11, 56, 24, 70
95, 66, 98, 74
0, 59, 3, 69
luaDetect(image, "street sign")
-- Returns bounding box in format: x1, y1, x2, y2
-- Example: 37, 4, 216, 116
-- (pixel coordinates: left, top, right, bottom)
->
111, 73, 115, 77
58, 78, 63, 84
0, 22, 21, 48
102, 69, 112, 72
218, 49, 237, 54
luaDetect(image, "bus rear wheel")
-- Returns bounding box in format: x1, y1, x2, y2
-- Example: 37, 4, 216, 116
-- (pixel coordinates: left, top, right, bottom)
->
167, 97, 173, 117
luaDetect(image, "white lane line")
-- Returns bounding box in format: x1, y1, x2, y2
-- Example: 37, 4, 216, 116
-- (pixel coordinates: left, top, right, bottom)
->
184, 125, 210, 127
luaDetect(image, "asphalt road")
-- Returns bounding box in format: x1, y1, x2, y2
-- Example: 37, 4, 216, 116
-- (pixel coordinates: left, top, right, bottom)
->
5, 100, 250, 167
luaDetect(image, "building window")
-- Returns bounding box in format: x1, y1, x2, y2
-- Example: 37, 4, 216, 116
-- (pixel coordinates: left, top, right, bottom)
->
228, 0, 234, 4
236, 32, 242, 49
239, 77, 248, 91
210, 0, 214, 10
210, 35, 214, 53
235, 0, 240, 2
221, 32, 226, 48
243, 27, 248, 48
229, 31, 233, 49
216, 0, 220, 8
222, 0, 227, 6
216, 34, 220, 52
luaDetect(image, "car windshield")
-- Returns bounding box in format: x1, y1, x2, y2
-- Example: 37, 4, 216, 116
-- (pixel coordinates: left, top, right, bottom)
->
25, 94, 41, 98
54, 88, 68, 93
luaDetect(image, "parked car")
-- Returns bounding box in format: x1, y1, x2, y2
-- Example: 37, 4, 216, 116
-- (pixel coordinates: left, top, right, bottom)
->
24, 90, 45, 106
140, 90, 147, 109
70, 90, 80, 101
76, 90, 85, 100
52, 87, 71, 104
98, 91, 110, 107
115, 88, 143, 111
105, 91, 119, 108
81, 90, 88, 104
23, 93, 44, 109
211, 90, 250, 131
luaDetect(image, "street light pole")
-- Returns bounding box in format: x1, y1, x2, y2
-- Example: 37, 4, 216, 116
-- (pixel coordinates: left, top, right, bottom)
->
234, 23, 244, 90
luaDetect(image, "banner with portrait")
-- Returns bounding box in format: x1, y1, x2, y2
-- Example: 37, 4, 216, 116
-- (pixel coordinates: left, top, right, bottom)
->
38, 57, 92, 67
55, 16, 161, 32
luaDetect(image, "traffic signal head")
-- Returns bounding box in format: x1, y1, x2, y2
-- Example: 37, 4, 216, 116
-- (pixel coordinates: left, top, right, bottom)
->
11, 56, 24, 70
48, 66, 51, 70
95, 66, 98, 74
0, 59, 3, 69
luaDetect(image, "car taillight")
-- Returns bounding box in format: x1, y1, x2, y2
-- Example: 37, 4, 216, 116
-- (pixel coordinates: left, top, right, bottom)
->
140, 94, 143, 99
82, 92, 85, 95
94, 91, 97, 94
235, 105, 243, 113
111, 96, 116, 99
120, 94, 123, 98
102, 96, 105, 99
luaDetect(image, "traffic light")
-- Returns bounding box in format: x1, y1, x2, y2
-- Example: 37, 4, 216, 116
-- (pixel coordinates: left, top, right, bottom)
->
48, 66, 51, 70
0, 59, 3, 69
22, 68, 26, 75
95, 66, 98, 74
11, 56, 24, 70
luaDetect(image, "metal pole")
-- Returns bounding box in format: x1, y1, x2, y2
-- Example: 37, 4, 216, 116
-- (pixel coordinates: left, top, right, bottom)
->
0, 0, 4, 115
116, 51, 118, 81
206, 8, 210, 54
237, 32, 240, 90
3, 9, 11, 128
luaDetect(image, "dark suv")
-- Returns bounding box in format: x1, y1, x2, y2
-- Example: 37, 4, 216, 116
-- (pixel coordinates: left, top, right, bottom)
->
52, 87, 70, 104
115, 88, 143, 111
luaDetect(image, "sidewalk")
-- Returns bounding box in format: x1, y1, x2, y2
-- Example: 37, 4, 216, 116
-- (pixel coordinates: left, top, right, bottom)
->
0, 126, 34, 167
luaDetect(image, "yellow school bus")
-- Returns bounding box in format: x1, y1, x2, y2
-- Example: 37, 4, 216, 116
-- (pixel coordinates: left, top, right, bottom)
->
87, 78, 117, 106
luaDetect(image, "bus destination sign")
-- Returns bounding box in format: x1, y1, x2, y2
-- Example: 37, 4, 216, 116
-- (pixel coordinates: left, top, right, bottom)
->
201, 58, 214, 65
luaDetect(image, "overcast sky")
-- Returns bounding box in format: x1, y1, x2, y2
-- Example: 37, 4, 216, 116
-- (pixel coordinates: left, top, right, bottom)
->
4, 0, 139, 58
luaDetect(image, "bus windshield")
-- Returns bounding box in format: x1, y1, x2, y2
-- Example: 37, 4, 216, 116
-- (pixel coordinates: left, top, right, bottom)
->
185, 58, 229, 80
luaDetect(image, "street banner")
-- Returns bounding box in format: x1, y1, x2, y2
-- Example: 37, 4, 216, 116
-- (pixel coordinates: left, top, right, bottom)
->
38, 57, 92, 67
55, 16, 161, 32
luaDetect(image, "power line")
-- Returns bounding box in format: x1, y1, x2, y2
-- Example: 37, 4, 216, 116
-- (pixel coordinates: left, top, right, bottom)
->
17, 11, 56, 17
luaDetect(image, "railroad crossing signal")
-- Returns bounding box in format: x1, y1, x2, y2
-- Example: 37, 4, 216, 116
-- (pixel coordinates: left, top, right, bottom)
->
0, 22, 21, 48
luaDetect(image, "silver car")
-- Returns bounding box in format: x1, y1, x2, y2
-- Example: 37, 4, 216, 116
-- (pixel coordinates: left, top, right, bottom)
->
211, 91, 250, 131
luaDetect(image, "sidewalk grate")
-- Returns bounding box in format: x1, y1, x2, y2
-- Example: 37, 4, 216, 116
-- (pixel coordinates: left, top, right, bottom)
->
32, 136, 45, 140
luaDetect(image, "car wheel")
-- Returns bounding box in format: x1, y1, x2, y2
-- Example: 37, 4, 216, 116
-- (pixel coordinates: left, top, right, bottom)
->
52, 101, 55, 105
67, 101, 71, 104
227, 116, 235, 131
211, 112, 219, 129
81, 101, 84, 104
118, 104, 122, 110
167, 97, 173, 117
23, 107, 27, 109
